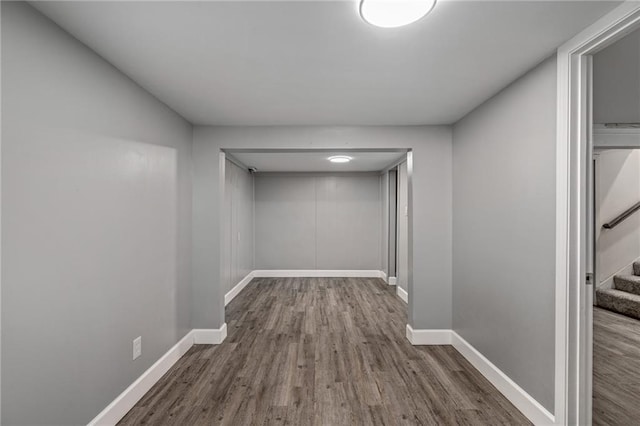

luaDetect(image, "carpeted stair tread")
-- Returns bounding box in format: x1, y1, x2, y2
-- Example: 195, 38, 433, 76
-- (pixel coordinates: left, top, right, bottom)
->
614, 274, 640, 296
634, 261, 640, 276
597, 288, 640, 320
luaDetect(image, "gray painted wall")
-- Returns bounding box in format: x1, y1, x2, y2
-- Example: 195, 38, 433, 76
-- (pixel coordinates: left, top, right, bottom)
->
397, 162, 409, 292
452, 56, 557, 412
254, 173, 381, 270
593, 27, 640, 124
2, 3, 193, 424
223, 159, 254, 293
192, 126, 452, 330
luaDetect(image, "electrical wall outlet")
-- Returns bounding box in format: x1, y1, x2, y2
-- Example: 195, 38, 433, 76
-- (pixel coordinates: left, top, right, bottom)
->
133, 336, 142, 360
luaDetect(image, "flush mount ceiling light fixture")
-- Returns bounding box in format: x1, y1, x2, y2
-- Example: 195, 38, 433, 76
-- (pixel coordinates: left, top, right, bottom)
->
328, 155, 353, 163
359, 0, 437, 28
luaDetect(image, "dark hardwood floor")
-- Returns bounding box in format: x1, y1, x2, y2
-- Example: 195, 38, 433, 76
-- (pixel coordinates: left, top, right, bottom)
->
119, 277, 530, 425
593, 306, 640, 425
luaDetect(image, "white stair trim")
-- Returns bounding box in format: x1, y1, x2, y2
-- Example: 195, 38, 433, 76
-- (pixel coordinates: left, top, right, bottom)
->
598, 256, 640, 290
396, 286, 408, 303
87, 324, 227, 426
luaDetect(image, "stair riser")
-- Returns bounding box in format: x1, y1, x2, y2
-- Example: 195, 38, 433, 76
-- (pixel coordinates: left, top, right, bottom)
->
597, 291, 640, 321
614, 276, 640, 296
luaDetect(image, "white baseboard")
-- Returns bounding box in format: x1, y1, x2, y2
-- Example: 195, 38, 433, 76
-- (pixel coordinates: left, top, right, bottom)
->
226, 270, 387, 306
88, 332, 194, 426
451, 332, 555, 425
225, 272, 255, 305
88, 324, 227, 426
388, 276, 397, 285
396, 286, 408, 303
252, 270, 384, 278
226, 270, 389, 306
405, 325, 451, 345
404, 326, 554, 425
193, 324, 227, 344
381, 270, 388, 283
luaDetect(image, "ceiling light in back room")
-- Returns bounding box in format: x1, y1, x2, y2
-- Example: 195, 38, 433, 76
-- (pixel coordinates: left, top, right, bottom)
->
328, 156, 353, 163
359, 0, 437, 28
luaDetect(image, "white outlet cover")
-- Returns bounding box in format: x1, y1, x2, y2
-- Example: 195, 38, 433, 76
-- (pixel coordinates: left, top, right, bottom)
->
133, 336, 142, 360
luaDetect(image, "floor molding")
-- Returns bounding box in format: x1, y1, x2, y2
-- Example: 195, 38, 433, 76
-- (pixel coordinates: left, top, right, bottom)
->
388, 276, 397, 285
451, 332, 555, 425
380, 270, 388, 283
88, 325, 227, 426
193, 324, 227, 344
253, 270, 384, 278
88, 332, 195, 426
405, 326, 554, 425
405, 325, 451, 345
227, 271, 388, 306
225, 272, 255, 305
396, 285, 408, 303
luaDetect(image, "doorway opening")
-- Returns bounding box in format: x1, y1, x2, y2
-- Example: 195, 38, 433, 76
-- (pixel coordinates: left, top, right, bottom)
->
592, 148, 640, 425
558, 5, 640, 424
591, 24, 640, 426
219, 148, 412, 323
386, 161, 410, 303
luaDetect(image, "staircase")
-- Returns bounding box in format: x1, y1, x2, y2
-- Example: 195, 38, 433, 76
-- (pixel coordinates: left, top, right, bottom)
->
597, 262, 640, 320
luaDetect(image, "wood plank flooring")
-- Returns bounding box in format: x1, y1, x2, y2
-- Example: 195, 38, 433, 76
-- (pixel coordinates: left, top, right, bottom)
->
593, 306, 640, 425
119, 277, 530, 425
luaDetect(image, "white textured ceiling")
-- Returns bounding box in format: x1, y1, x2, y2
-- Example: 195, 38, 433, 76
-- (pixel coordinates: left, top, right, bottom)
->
228, 150, 407, 172
32, 0, 620, 126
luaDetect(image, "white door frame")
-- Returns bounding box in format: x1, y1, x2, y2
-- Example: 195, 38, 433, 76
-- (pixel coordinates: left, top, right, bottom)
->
556, 2, 640, 425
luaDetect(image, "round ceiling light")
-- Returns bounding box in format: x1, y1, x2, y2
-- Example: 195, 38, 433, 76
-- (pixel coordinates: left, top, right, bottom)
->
359, 0, 436, 28
328, 155, 353, 163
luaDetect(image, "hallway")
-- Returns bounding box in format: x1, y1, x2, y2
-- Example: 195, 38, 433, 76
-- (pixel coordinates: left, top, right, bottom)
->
119, 278, 530, 425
